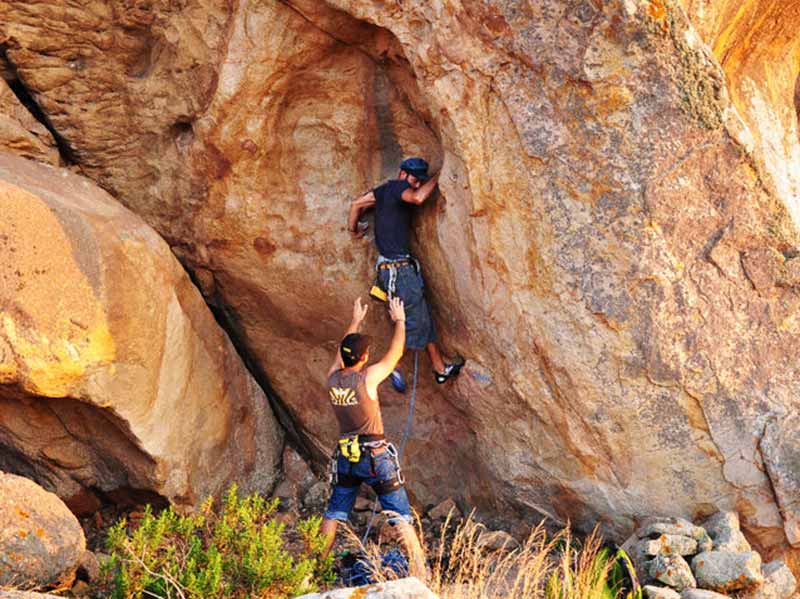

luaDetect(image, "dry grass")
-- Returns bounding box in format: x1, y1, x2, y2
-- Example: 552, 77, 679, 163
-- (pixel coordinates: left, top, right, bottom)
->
343, 511, 621, 599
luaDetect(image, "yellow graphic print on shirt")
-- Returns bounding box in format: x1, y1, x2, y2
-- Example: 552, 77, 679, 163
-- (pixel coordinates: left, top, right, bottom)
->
330, 386, 358, 406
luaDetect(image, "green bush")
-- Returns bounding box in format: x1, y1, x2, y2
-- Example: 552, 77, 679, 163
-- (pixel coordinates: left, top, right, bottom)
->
100, 486, 334, 599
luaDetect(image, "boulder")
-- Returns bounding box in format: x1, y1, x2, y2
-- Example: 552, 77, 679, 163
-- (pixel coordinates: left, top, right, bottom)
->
0, 472, 85, 588
625, 538, 657, 586
303, 481, 331, 513
428, 498, 461, 521
0, 153, 284, 508
701, 512, 751, 553
76, 550, 100, 583
691, 551, 763, 593
294, 577, 437, 599
643, 535, 699, 557
639, 519, 708, 544
681, 590, 732, 599
644, 586, 682, 599
3, 0, 800, 563
740, 561, 797, 599
475, 530, 520, 552
282, 446, 316, 494
649, 554, 697, 591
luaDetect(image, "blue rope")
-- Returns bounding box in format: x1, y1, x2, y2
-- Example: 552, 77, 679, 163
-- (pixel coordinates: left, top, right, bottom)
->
361, 350, 419, 544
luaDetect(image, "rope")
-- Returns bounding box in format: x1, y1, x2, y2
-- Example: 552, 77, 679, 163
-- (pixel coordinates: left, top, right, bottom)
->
398, 350, 419, 460
361, 350, 419, 544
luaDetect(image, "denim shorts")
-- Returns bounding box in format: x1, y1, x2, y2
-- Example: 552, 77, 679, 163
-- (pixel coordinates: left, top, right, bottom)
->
377, 262, 436, 351
324, 448, 412, 524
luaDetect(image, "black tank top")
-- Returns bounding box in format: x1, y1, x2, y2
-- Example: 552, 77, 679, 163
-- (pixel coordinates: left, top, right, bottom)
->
327, 369, 384, 437
373, 179, 413, 259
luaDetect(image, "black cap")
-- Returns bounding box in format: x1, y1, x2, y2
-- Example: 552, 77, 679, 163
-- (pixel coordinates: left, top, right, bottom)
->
400, 157, 429, 181
340, 333, 372, 367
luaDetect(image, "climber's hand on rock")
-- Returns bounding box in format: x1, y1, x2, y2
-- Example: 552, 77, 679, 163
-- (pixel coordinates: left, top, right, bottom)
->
351, 221, 368, 239
352, 297, 368, 326
388, 297, 405, 323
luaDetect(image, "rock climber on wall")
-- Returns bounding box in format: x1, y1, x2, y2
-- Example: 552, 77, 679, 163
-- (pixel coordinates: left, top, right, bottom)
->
348, 157, 465, 385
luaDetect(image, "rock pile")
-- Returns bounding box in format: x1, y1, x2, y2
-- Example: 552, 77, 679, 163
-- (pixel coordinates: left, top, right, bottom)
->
623, 512, 797, 599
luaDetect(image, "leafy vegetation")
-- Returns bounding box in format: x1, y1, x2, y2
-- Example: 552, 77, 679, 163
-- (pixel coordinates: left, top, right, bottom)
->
99, 486, 333, 599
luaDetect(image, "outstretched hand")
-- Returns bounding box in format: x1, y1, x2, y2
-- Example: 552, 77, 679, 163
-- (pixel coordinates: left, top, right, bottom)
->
388, 297, 405, 323
352, 297, 368, 326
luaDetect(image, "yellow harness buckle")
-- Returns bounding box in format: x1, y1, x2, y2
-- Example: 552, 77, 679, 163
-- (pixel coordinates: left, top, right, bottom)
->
339, 435, 361, 463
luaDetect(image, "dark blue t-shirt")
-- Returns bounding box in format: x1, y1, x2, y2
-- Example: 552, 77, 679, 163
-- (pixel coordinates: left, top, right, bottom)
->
373, 179, 413, 259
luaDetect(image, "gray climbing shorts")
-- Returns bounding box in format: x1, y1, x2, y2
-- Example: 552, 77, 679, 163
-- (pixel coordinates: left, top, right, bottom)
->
377, 257, 437, 351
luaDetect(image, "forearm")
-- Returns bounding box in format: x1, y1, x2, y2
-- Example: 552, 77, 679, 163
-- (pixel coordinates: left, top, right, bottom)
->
385, 320, 406, 366
414, 173, 440, 204
347, 203, 362, 232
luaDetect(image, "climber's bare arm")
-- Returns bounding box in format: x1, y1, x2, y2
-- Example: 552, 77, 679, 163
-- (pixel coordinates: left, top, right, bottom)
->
327, 298, 369, 377
348, 191, 376, 236
401, 172, 440, 205
365, 298, 405, 393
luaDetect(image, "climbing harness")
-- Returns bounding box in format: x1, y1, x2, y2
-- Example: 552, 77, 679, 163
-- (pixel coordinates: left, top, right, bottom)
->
372, 255, 420, 301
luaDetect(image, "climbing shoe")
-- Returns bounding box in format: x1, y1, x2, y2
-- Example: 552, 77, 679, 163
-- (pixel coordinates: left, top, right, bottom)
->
434, 356, 465, 384
390, 369, 407, 393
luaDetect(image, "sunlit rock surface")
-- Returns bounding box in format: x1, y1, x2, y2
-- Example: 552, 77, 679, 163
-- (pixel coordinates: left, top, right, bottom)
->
0, 152, 283, 510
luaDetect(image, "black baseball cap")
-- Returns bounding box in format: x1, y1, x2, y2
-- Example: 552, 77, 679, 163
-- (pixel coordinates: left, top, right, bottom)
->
340, 333, 372, 367
400, 157, 429, 181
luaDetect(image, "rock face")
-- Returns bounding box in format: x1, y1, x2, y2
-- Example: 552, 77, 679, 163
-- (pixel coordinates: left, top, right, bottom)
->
759, 416, 800, 547
0, 79, 59, 165
0, 152, 284, 509
0, 472, 85, 589
678, 0, 800, 225
1, 0, 800, 563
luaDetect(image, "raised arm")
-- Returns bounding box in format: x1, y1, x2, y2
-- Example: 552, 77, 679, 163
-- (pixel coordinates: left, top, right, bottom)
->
348, 191, 376, 235
401, 172, 440, 205
365, 298, 405, 390
327, 298, 369, 377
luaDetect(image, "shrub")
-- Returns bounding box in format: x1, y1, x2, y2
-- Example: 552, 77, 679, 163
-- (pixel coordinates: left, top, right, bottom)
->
100, 486, 334, 599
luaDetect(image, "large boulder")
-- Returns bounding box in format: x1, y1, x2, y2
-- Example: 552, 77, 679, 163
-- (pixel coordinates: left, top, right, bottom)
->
0, 472, 85, 589
2, 0, 800, 564
0, 152, 284, 509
